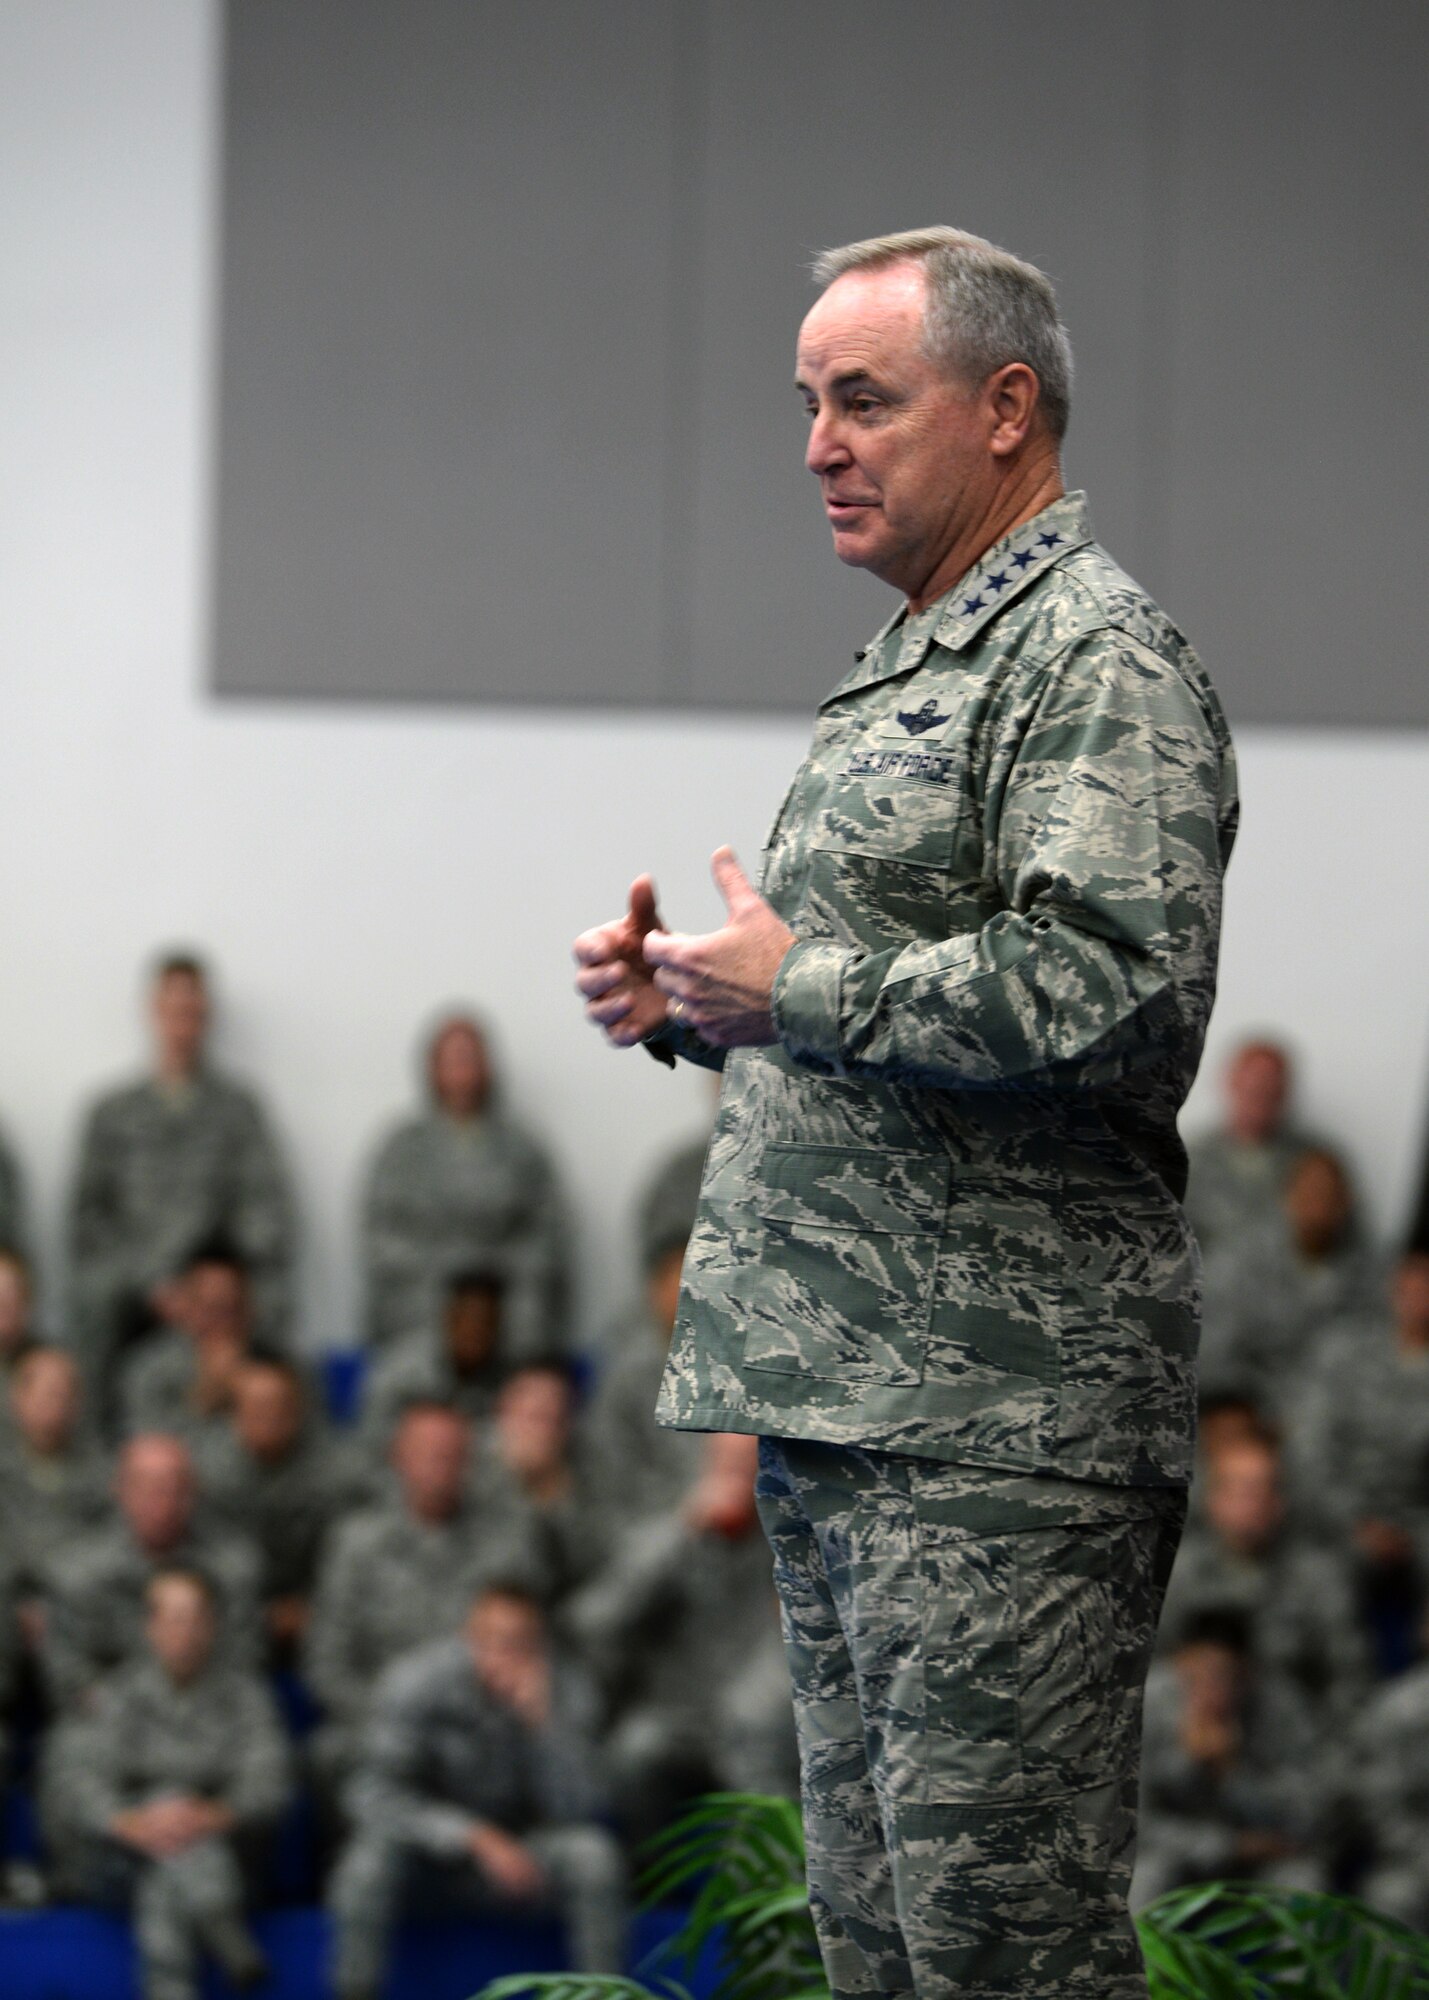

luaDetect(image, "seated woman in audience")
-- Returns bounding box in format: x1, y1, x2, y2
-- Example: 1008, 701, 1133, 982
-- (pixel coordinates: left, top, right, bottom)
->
361, 1012, 569, 1352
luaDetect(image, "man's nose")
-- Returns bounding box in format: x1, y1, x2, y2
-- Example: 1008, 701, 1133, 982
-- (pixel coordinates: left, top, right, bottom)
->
805, 409, 851, 476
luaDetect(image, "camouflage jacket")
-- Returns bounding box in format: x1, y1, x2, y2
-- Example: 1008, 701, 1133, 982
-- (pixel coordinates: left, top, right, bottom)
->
654, 493, 1238, 1485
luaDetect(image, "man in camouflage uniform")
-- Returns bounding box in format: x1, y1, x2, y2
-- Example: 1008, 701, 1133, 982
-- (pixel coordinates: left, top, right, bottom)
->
305, 1400, 548, 1789
67, 953, 295, 1395
0, 1346, 110, 1602
575, 228, 1237, 1999
568, 1432, 787, 1842
42, 1566, 289, 2000
329, 1581, 625, 1998
1132, 1609, 1326, 1909
200, 1355, 358, 1659
43, 1431, 262, 1710
357, 1267, 508, 1474
1157, 1432, 1368, 1749
361, 1013, 569, 1351
1183, 1041, 1322, 1259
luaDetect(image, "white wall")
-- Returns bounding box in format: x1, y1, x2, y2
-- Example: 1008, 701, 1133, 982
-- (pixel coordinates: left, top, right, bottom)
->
2, 0, 1427, 1350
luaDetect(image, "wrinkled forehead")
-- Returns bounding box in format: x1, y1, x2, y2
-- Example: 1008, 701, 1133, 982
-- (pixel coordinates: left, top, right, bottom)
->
796, 261, 930, 382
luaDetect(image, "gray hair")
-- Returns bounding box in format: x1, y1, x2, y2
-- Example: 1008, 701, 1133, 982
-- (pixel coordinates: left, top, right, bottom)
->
812, 227, 1073, 442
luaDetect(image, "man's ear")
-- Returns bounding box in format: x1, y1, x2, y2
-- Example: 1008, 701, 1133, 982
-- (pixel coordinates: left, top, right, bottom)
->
986, 362, 1041, 458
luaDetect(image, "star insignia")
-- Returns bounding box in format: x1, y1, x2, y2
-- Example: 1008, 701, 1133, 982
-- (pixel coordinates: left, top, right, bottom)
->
962, 593, 985, 614
986, 570, 1008, 593
1011, 549, 1035, 571
1036, 531, 1062, 549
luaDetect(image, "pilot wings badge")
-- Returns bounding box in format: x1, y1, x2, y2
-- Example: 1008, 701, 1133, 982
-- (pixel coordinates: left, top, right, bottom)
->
895, 697, 951, 737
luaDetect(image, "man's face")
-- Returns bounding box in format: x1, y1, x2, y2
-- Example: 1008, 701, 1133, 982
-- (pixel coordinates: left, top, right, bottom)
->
1226, 1045, 1289, 1144
467, 1590, 545, 1707
1284, 1151, 1351, 1257
1176, 1640, 1244, 1725
1206, 1443, 1283, 1554
392, 1407, 469, 1521
119, 1437, 196, 1552
496, 1368, 571, 1479
796, 261, 991, 600
430, 1021, 490, 1118
186, 1262, 250, 1345
234, 1365, 302, 1461
445, 1285, 501, 1372
11, 1350, 81, 1452
147, 1575, 216, 1684
151, 970, 209, 1070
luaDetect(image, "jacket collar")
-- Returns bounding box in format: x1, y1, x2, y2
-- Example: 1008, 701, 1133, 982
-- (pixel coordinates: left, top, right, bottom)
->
820, 491, 1094, 708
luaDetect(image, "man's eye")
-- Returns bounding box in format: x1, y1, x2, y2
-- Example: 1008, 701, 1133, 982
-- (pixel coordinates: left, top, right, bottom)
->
849, 396, 880, 416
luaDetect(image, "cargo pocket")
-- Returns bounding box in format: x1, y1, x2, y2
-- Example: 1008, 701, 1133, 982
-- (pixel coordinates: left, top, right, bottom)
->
741, 1143, 947, 1385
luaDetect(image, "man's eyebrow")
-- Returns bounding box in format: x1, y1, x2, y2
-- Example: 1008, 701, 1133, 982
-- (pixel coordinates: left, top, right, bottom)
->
794, 369, 882, 396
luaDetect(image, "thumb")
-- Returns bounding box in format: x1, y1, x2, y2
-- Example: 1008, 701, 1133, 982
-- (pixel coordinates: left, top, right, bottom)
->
628, 874, 660, 936
711, 845, 756, 917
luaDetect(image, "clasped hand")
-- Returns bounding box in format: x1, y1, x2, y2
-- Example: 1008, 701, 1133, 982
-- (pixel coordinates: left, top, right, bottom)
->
572, 847, 795, 1051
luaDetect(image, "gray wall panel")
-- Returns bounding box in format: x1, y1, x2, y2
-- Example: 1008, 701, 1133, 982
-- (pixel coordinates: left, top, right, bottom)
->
212, 0, 1428, 723
214, 0, 679, 703
1158, 0, 1429, 726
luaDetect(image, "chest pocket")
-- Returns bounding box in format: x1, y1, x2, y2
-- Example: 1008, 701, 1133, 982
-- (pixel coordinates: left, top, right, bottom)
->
805, 714, 975, 950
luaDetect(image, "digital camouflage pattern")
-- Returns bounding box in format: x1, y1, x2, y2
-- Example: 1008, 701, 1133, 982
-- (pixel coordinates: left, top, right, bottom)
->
1351, 1661, 1429, 1930
68, 1072, 295, 1367
361, 1109, 568, 1350
1182, 1126, 1318, 1259
656, 492, 1239, 1487
1289, 1313, 1429, 1553
756, 1436, 1184, 1999
1197, 1223, 1381, 1415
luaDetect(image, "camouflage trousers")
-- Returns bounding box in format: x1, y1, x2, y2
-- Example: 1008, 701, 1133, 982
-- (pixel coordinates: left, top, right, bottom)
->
755, 1436, 1185, 2000
62, 1834, 253, 2000
328, 1823, 628, 1994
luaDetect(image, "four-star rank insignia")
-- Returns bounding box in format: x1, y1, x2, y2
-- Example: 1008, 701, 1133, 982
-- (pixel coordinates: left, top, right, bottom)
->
896, 697, 951, 736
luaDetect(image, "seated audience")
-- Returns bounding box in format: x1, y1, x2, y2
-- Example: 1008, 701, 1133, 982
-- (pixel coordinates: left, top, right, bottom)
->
41, 1566, 288, 1999
43, 1432, 261, 1710
1133, 1610, 1325, 1908
569, 1432, 783, 1842
1199, 1144, 1377, 1414
361, 1012, 568, 1351
0, 1348, 110, 1614
489, 1360, 608, 1603
67, 951, 295, 1397
1351, 1610, 1429, 1930
200, 1356, 357, 1660
1288, 1247, 1429, 1658
1158, 1431, 1369, 1736
0, 1119, 26, 1258
118, 1245, 257, 1459
585, 1226, 703, 1527
306, 1401, 547, 1787
1184, 1038, 1320, 1257
358, 1267, 507, 1472
328, 1580, 625, 1999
